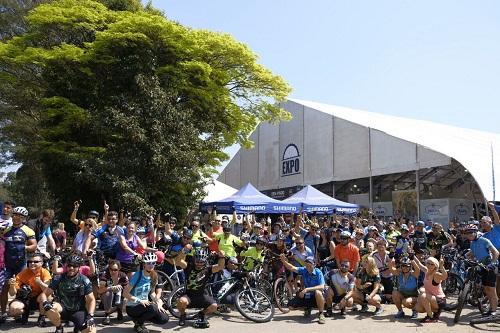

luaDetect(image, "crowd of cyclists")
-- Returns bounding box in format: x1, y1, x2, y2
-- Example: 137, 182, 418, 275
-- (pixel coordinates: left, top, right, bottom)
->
0, 198, 498, 332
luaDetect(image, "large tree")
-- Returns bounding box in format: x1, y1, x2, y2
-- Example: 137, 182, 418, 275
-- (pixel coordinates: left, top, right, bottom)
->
0, 0, 291, 218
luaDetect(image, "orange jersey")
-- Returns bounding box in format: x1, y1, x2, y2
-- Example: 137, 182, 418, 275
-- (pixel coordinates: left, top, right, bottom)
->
16, 267, 51, 296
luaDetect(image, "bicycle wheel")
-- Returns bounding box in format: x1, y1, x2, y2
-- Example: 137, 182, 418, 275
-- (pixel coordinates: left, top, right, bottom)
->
443, 273, 464, 311
235, 287, 274, 323
454, 282, 471, 323
273, 277, 293, 313
475, 284, 491, 315
156, 271, 176, 301
166, 285, 199, 319
256, 278, 273, 300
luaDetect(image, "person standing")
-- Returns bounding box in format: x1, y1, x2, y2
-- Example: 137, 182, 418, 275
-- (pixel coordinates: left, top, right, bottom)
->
0, 207, 37, 324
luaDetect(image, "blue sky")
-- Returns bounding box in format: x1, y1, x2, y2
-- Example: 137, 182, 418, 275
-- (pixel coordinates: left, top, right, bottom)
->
157, 0, 500, 136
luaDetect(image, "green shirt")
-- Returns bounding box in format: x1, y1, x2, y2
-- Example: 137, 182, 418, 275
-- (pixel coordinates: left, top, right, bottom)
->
215, 233, 243, 258
240, 247, 264, 271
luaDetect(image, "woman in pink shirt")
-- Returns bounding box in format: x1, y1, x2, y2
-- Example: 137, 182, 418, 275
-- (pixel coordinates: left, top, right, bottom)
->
414, 256, 448, 323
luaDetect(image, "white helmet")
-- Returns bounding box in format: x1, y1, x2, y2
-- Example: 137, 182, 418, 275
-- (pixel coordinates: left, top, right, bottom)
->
142, 252, 158, 264
13, 206, 28, 217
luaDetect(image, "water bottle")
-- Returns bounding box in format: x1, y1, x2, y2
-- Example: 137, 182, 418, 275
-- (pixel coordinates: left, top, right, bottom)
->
112, 288, 122, 307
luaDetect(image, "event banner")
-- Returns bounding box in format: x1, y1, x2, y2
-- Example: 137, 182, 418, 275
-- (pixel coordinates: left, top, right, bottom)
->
419, 199, 449, 227
372, 201, 394, 217
392, 190, 418, 221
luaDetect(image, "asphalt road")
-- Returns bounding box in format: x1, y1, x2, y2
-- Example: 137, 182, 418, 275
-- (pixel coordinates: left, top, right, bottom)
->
1, 304, 498, 333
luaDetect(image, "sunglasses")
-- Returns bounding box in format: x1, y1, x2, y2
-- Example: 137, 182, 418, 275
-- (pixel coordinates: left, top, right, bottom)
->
85, 224, 93, 227
144, 262, 156, 266
109, 268, 119, 272
426, 262, 435, 266
401, 265, 411, 268
191, 225, 199, 228
67, 264, 79, 269
340, 237, 350, 240
183, 236, 192, 240
27, 260, 41, 264
295, 242, 304, 245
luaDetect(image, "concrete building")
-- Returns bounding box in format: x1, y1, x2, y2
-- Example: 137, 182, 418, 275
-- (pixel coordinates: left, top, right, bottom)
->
218, 99, 500, 226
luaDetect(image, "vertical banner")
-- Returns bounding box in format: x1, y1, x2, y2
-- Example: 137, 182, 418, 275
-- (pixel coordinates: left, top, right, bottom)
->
392, 190, 418, 220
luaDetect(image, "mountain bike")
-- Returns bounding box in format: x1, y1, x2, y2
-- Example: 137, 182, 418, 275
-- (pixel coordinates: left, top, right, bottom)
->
167, 271, 274, 323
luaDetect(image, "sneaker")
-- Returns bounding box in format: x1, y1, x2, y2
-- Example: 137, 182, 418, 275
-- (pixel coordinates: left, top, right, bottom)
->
0, 313, 6, 324
339, 308, 346, 317
55, 325, 64, 333
481, 310, 498, 317
318, 312, 326, 324
394, 310, 405, 318
325, 308, 333, 317
411, 310, 418, 319
133, 322, 140, 332
351, 305, 359, 312
37, 315, 47, 327
179, 314, 186, 327
360, 304, 369, 312
137, 324, 149, 333
117, 308, 124, 321
304, 308, 312, 317
432, 310, 441, 321
374, 307, 383, 316
102, 315, 111, 325
420, 315, 437, 323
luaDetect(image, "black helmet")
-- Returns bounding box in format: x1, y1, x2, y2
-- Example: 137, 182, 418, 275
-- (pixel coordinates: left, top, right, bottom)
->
194, 248, 209, 263
255, 236, 267, 246
66, 254, 84, 267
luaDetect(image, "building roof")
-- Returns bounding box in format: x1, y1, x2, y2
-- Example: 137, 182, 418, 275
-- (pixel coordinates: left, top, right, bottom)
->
290, 98, 500, 201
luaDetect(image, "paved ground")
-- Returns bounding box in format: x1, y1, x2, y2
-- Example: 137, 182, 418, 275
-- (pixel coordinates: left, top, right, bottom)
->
1, 304, 499, 333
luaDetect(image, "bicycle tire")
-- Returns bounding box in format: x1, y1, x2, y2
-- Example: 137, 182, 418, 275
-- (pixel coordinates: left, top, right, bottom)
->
256, 278, 274, 300
454, 282, 471, 323
443, 273, 464, 311
166, 285, 199, 320
273, 277, 293, 313
235, 287, 274, 323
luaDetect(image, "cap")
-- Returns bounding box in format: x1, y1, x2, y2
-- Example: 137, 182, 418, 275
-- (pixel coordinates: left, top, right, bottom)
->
304, 256, 315, 264
228, 257, 239, 264
368, 226, 378, 231
416, 221, 425, 227
400, 224, 409, 231
253, 223, 262, 229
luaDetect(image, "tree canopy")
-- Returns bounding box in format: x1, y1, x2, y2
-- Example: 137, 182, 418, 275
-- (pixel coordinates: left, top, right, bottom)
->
0, 0, 291, 218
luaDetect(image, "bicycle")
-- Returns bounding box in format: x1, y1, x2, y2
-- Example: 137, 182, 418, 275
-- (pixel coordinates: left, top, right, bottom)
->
167, 271, 275, 323
453, 259, 491, 323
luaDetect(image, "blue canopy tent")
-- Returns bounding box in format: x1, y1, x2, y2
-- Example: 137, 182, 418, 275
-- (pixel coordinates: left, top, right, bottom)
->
200, 182, 301, 214
282, 185, 360, 215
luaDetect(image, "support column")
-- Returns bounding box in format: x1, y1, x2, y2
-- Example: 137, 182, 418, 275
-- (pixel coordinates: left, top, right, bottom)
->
416, 169, 420, 221
332, 182, 335, 197
369, 176, 373, 211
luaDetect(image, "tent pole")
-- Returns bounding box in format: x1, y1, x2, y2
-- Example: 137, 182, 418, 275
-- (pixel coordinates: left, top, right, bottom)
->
416, 169, 420, 221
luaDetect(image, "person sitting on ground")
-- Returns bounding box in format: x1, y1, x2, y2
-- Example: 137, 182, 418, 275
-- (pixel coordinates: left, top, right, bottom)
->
7, 251, 51, 326
279, 254, 327, 325
413, 255, 448, 323
176, 248, 225, 328
389, 256, 420, 319
324, 259, 355, 318
352, 256, 383, 315
98, 260, 129, 325
123, 252, 169, 333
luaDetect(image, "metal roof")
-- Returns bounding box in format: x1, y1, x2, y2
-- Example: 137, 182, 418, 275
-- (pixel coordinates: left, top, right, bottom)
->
290, 98, 500, 201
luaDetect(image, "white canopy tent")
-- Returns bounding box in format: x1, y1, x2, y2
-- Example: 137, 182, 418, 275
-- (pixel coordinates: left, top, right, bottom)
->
202, 180, 238, 203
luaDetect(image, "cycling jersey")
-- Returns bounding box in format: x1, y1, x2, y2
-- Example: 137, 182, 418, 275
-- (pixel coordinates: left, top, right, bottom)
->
356, 269, 381, 294
184, 259, 213, 295
3, 225, 35, 269
50, 273, 93, 312
214, 233, 243, 258
470, 236, 495, 263
395, 272, 418, 297
290, 246, 313, 267
95, 224, 124, 255
240, 247, 264, 271
327, 270, 354, 296
410, 231, 427, 252
394, 235, 411, 255
483, 224, 500, 249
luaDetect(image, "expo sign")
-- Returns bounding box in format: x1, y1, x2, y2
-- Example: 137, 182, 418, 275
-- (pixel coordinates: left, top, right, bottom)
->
282, 144, 300, 177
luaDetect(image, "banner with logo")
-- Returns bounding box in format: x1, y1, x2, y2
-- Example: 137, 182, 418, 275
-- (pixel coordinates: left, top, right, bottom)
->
419, 199, 449, 226
448, 199, 474, 223
372, 202, 393, 217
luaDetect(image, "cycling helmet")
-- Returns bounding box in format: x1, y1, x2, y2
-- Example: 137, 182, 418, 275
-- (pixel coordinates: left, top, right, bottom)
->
464, 224, 479, 233
13, 206, 28, 217
136, 226, 146, 234
400, 257, 412, 266
340, 230, 351, 238
222, 223, 231, 233
88, 210, 99, 218
253, 223, 262, 229
183, 228, 193, 239
255, 236, 266, 246
194, 248, 209, 263
278, 233, 287, 241
143, 252, 158, 264
66, 254, 84, 267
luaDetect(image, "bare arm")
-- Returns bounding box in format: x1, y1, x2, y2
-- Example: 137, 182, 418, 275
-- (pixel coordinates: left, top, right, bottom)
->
85, 292, 96, 315
488, 202, 500, 225
71, 201, 80, 226
26, 238, 37, 252
280, 254, 298, 273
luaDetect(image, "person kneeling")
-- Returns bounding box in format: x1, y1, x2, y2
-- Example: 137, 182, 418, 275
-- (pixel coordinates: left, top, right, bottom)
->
280, 254, 327, 324
325, 259, 354, 318
39, 254, 96, 333
123, 252, 169, 333
176, 248, 225, 328
7, 252, 51, 326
